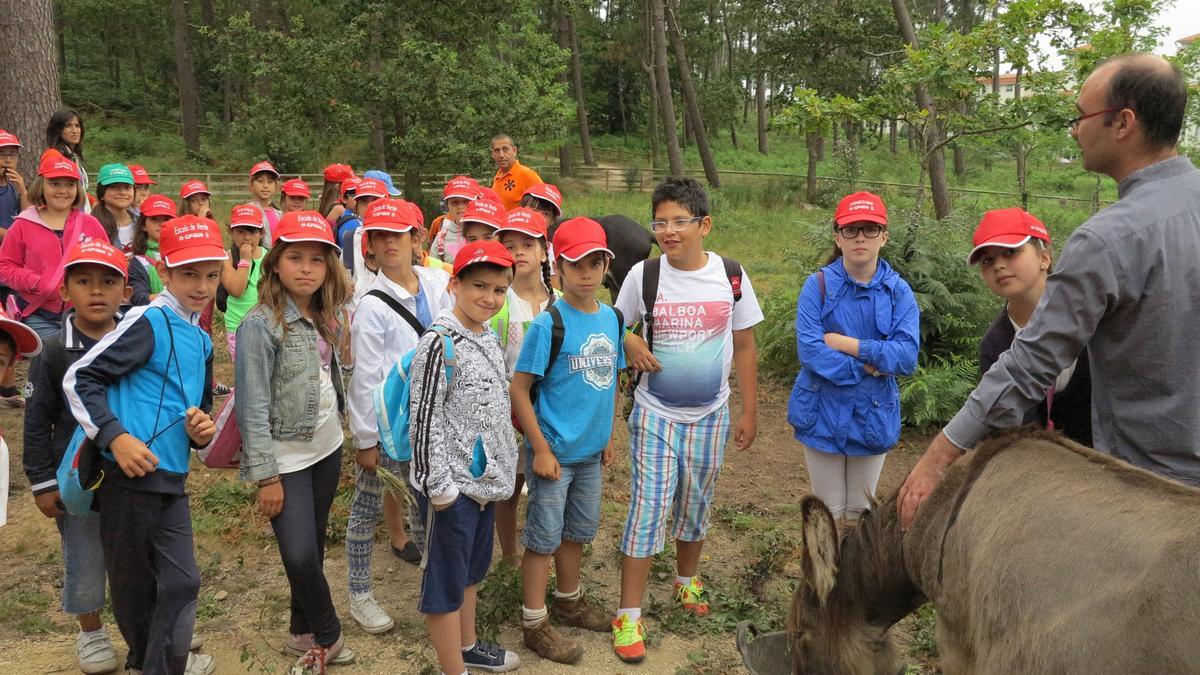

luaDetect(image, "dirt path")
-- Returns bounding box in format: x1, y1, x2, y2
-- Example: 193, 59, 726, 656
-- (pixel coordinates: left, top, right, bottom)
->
0, 374, 929, 674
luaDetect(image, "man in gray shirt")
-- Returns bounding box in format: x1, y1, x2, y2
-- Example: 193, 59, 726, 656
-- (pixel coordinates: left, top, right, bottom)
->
899, 53, 1199, 529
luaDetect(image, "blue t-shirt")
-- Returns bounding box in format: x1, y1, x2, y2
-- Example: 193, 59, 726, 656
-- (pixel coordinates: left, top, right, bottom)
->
0, 183, 18, 230
515, 301, 625, 464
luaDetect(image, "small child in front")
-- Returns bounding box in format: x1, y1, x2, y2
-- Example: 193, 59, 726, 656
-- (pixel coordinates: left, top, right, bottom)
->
409, 240, 521, 674
510, 218, 624, 664
64, 215, 224, 675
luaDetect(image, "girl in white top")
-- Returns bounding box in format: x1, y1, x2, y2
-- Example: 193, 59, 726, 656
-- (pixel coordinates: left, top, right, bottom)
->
493, 206, 557, 562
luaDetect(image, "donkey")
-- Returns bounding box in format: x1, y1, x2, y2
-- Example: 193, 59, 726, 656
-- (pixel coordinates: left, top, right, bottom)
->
788, 428, 1200, 674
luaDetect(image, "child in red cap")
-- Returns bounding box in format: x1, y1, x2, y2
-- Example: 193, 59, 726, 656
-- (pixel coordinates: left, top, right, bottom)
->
431, 175, 479, 263
129, 194, 178, 304
127, 164, 155, 208
0, 129, 28, 230
179, 179, 214, 220
0, 305, 40, 526
249, 160, 282, 243
22, 240, 131, 673
970, 207, 1091, 444
409, 239, 521, 675
218, 204, 269, 360
64, 216, 224, 675
281, 178, 312, 212
319, 163, 354, 221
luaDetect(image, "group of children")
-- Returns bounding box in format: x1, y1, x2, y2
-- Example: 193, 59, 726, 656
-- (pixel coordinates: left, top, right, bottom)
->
1, 125, 1087, 675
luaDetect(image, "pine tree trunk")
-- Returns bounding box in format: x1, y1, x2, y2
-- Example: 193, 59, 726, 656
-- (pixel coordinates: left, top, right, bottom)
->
557, 7, 575, 177
172, 0, 203, 155
640, 0, 660, 169
0, 0, 61, 178
891, 0, 951, 219
652, 0, 684, 176
889, 119, 898, 154
666, 0, 718, 186
566, 8, 595, 166
755, 30, 769, 154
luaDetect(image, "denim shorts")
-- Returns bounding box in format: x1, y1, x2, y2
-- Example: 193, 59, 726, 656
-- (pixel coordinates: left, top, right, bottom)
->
416, 493, 494, 615
522, 453, 602, 556
56, 510, 107, 615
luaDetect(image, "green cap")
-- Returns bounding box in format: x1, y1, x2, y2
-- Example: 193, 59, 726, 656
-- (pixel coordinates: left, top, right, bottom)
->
97, 163, 134, 186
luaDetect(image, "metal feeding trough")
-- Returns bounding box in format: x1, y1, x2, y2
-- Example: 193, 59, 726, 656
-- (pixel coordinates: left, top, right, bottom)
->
736, 621, 793, 675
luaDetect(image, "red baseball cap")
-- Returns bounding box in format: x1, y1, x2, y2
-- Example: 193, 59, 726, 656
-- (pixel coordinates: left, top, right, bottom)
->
356, 178, 389, 200
340, 177, 362, 198
38, 153, 81, 180
159, 216, 228, 267
443, 175, 478, 201
323, 163, 354, 183
139, 194, 178, 218
230, 203, 265, 228
476, 186, 502, 204
834, 192, 888, 226
522, 183, 563, 216
362, 198, 419, 234
127, 165, 155, 185
281, 179, 311, 198
274, 210, 341, 252
452, 239, 515, 278
0, 308, 42, 358
461, 199, 506, 230
405, 201, 426, 230
0, 130, 22, 149
496, 207, 548, 239
249, 160, 279, 178
967, 207, 1051, 265
65, 239, 129, 279
180, 180, 211, 200
552, 217, 612, 262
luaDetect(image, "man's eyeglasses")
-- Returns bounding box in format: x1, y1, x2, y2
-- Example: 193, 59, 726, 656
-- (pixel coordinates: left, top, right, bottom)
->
837, 224, 884, 239
1068, 107, 1120, 132
649, 216, 703, 233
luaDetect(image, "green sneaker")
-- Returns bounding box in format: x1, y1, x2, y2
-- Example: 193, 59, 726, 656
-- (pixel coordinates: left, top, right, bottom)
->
611, 613, 646, 663
674, 577, 710, 617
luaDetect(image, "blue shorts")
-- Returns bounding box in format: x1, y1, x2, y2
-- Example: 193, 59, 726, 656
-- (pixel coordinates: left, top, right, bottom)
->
416, 493, 494, 614
56, 510, 107, 615
522, 453, 602, 555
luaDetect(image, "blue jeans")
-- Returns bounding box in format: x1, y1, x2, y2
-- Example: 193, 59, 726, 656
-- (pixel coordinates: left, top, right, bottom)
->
522, 453, 602, 555
23, 310, 63, 339
55, 510, 107, 615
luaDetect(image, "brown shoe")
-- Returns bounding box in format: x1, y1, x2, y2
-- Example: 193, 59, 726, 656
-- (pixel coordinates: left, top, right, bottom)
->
523, 617, 584, 664
551, 594, 611, 632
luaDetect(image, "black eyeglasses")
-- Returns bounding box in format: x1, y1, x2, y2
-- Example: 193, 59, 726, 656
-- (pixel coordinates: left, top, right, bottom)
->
1068, 107, 1120, 132
837, 225, 884, 239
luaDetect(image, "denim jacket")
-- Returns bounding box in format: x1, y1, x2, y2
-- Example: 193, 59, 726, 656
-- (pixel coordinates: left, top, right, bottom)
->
234, 298, 346, 482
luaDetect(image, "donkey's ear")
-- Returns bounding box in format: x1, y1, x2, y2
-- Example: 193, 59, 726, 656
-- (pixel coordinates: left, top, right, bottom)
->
800, 494, 839, 607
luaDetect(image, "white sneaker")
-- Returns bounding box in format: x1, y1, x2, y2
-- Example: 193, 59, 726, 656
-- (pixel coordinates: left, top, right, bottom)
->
349, 593, 395, 634
76, 630, 119, 674
190, 633, 203, 651
183, 652, 216, 675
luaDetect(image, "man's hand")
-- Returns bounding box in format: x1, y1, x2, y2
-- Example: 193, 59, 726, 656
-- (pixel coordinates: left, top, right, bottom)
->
624, 333, 661, 374
185, 407, 216, 446
34, 490, 64, 518
257, 481, 284, 519
356, 446, 380, 473
110, 433, 159, 477
734, 413, 757, 451
897, 432, 962, 530
531, 442, 561, 480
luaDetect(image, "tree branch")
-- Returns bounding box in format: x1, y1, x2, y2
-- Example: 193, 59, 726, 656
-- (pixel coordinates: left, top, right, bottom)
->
924, 119, 1037, 156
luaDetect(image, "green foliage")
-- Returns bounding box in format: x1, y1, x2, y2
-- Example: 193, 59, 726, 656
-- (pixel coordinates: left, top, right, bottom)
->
475, 559, 523, 642
910, 604, 939, 658
899, 356, 980, 428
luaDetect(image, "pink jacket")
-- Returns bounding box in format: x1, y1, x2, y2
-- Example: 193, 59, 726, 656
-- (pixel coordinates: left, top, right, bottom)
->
0, 206, 108, 317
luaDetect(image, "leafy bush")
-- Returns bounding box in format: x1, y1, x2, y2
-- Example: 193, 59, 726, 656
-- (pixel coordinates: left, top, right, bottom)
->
899, 355, 979, 428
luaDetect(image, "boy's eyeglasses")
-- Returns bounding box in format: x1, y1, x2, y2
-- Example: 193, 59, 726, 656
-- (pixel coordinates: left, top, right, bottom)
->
837, 225, 884, 239
649, 216, 702, 233
1068, 107, 1120, 132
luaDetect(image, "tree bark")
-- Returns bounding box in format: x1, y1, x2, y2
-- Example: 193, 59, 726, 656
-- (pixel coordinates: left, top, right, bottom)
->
1014, 65, 1027, 206
652, 0, 685, 176
805, 132, 820, 204
891, 0, 951, 219
565, 7, 595, 166
367, 27, 387, 169
556, 6, 575, 176
0, 0, 61, 178
755, 29, 769, 154
172, 0, 203, 155
889, 119, 898, 154
640, 0, 660, 168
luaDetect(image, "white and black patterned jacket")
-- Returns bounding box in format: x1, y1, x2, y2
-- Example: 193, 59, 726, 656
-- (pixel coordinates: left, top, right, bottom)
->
408, 309, 517, 506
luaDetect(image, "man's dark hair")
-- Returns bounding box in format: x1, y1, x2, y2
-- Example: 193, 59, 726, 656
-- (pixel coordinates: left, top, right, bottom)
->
651, 176, 709, 219
1101, 54, 1188, 150
456, 261, 512, 281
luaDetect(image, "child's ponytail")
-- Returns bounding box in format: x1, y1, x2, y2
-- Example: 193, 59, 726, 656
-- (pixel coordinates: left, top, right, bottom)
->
539, 239, 553, 294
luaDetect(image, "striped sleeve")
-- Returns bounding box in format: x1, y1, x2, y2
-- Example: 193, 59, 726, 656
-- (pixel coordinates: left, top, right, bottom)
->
408, 333, 457, 505
63, 307, 156, 449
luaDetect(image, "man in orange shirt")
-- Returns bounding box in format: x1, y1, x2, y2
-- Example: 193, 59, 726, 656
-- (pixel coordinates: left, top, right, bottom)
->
491, 134, 542, 211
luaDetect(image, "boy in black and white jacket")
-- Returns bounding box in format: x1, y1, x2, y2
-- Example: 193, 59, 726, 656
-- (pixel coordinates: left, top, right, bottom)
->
409, 240, 520, 674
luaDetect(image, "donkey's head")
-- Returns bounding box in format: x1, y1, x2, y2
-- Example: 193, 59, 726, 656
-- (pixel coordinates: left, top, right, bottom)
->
787, 495, 904, 675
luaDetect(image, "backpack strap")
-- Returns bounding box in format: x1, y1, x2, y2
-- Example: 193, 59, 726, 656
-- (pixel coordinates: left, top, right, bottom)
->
430, 325, 457, 397
612, 306, 624, 344
721, 256, 743, 302
367, 289, 424, 335
817, 269, 826, 303
640, 257, 662, 354
545, 304, 566, 372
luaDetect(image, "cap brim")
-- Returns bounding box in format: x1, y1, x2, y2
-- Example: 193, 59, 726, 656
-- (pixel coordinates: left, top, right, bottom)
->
66, 258, 129, 279
162, 247, 229, 267
282, 191, 311, 198
444, 192, 476, 201
0, 317, 42, 357
0, 142, 22, 149
967, 235, 1031, 264
181, 190, 211, 199
357, 192, 387, 200
835, 212, 888, 226
495, 226, 545, 239
141, 209, 176, 218
277, 234, 342, 253
229, 221, 264, 229
461, 217, 501, 229
387, 188, 402, 197
100, 178, 135, 186
41, 171, 80, 180
557, 244, 614, 262
362, 223, 414, 234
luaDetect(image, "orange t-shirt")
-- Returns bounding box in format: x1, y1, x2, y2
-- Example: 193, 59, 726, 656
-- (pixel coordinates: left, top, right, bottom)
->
427, 214, 447, 247
491, 160, 542, 211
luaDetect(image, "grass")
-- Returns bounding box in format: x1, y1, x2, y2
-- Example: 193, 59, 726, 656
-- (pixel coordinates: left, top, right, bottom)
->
0, 587, 61, 635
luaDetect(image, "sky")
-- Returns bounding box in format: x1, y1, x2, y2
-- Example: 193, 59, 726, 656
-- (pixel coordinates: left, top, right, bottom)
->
1157, 2, 1199, 53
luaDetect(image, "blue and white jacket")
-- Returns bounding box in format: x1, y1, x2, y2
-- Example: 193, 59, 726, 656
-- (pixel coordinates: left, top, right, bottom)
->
64, 290, 214, 493
787, 258, 919, 456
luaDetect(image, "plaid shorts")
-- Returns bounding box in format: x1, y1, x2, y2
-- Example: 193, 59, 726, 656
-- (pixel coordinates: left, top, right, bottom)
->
620, 404, 731, 558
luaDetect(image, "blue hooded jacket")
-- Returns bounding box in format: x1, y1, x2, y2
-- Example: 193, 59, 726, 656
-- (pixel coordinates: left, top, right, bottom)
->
787, 257, 920, 456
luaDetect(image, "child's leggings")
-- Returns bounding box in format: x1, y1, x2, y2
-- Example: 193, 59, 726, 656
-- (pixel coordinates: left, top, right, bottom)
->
802, 445, 887, 521
345, 456, 425, 597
